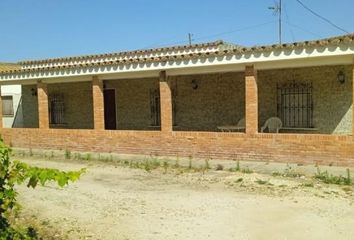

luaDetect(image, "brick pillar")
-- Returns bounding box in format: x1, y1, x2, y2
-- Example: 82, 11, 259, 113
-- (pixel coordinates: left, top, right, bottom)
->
159, 71, 173, 133
245, 65, 258, 134
37, 81, 49, 129
92, 76, 105, 130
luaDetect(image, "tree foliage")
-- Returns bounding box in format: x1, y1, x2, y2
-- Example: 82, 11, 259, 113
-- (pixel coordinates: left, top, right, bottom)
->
0, 140, 85, 239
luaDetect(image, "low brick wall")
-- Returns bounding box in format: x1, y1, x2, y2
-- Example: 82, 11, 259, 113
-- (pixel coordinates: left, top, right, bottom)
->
1, 128, 354, 167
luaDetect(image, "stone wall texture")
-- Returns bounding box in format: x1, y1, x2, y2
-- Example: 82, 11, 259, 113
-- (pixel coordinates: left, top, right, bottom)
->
21, 85, 39, 128
22, 82, 94, 129
258, 65, 353, 134
172, 72, 245, 131
18, 65, 352, 134
47, 81, 93, 129
105, 78, 159, 130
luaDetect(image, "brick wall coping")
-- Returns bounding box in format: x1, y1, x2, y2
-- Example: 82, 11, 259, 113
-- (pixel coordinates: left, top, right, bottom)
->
2, 128, 351, 142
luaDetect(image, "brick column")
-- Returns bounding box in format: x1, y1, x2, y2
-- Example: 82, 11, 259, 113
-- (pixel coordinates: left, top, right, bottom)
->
37, 81, 49, 129
245, 65, 258, 134
92, 76, 105, 130
159, 71, 173, 133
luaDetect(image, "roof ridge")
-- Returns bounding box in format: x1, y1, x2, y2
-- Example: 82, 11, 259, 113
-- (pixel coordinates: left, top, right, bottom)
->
1, 33, 353, 75
249, 33, 354, 48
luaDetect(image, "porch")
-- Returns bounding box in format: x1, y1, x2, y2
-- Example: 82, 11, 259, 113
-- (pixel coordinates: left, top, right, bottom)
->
1, 63, 354, 166
7, 64, 353, 135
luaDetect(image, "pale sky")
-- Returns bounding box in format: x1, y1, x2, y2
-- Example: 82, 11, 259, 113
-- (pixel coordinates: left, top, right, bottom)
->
1, 0, 353, 62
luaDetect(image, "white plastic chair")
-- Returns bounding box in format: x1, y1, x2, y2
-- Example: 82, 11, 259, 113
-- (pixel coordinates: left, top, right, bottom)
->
217, 117, 245, 132
261, 117, 282, 133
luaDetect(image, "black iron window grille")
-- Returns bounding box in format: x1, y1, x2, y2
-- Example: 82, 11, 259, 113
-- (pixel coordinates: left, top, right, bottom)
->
150, 87, 177, 127
49, 93, 65, 124
150, 89, 161, 126
172, 86, 177, 126
277, 81, 313, 128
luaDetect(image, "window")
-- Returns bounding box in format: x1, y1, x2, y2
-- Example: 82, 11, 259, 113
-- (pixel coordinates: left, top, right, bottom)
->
277, 81, 313, 128
1, 96, 14, 116
149, 87, 177, 127
150, 89, 160, 126
49, 93, 65, 124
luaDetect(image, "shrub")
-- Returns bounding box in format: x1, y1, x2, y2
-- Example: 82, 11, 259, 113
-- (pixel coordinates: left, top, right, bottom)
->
0, 140, 85, 238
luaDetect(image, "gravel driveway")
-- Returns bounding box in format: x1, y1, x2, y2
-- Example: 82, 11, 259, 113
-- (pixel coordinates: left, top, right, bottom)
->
16, 157, 354, 240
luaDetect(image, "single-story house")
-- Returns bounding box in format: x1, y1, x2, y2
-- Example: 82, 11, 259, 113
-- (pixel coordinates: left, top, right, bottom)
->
0, 34, 354, 166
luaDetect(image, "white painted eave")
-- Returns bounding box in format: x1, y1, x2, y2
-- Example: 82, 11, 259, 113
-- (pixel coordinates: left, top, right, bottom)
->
1, 44, 354, 85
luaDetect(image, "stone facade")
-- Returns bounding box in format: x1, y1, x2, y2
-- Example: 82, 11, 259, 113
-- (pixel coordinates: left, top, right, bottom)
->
22, 85, 39, 128
258, 65, 353, 134
21, 82, 93, 129
17, 65, 352, 134
104, 77, 159, 130
172, 72, 245, 131
47, 81, 93, 129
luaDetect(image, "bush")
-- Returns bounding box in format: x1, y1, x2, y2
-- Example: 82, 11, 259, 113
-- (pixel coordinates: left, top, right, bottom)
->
0, 139, 85, 238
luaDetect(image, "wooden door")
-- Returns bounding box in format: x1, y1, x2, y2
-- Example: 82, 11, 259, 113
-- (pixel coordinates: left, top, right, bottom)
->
104, 89, 117, 130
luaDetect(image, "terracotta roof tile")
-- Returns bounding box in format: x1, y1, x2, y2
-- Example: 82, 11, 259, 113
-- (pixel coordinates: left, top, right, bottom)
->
0, 63, 21, 72
18, 40, 225, 65
1, 34, 353, 76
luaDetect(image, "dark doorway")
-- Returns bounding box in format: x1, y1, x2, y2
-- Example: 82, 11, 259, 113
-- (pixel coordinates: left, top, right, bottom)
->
104, 89, 117, 130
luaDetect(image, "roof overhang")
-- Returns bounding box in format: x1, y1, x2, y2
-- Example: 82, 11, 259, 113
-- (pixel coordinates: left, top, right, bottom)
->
1, 43, 353, 85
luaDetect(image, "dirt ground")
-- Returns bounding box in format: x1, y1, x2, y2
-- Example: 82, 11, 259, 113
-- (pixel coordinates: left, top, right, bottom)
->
15, 157, 354, 240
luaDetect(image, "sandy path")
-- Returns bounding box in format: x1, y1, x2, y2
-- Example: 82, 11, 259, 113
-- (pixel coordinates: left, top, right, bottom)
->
16, 158, 354, 240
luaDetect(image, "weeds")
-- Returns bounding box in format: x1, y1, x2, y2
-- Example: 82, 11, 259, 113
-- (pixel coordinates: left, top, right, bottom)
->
228, 161, 253, 174
188, 156, 193, 169
236, 161, 240, 171
314, 167, 352, 185
204, 159, 210, 170
174, 157, 180, 169
272, 165, 303, 178
84, 154, 91, 161
163, 161, 169, 174
283, 165, 303, 178
151, 158, 160, 168
144, 160, 151, 172
241, 168, 253, 174
29, 148, 33, 157
216, 164, 224, 171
